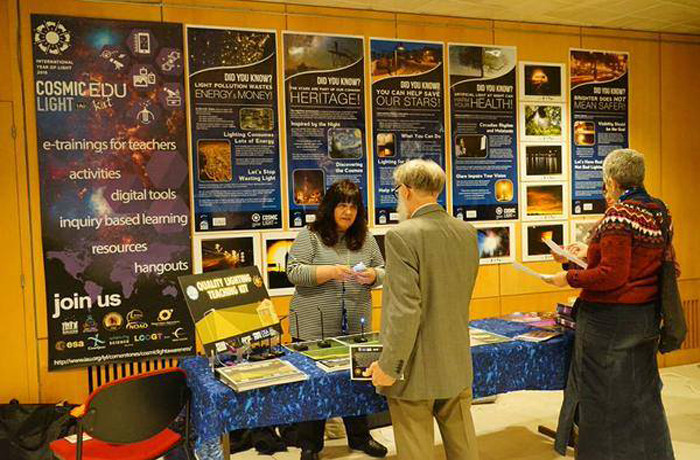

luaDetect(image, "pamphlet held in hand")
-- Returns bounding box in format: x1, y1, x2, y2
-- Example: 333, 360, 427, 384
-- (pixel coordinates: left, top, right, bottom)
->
542, 239, 588, 269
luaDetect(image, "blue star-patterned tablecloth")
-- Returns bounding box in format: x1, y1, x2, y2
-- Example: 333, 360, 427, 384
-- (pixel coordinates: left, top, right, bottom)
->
180, 319, 573, 459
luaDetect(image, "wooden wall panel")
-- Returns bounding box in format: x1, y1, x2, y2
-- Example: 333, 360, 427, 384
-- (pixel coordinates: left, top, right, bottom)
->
38, 339, 88, 404
471, 297, 501, 320
0, 0, 13, 101
0, 102, 33, 403
494, 22, 580, 62
163, 1, 285, 29
285, 5, 394, 36
660, 39, 700, 281
500, 290, 578, 315
396, 14, 492, 43
582, 28, 662, 196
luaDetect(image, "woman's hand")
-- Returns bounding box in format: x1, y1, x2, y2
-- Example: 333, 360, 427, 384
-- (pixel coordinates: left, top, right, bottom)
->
544, 271, 570, 288
333, 264, 355, 282
567, 242, 588, 259
551, 251, 568, 264
354, 267, 377, 285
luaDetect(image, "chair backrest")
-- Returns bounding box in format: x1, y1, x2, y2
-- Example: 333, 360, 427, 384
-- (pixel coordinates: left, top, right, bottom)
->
81, 368, 188, 444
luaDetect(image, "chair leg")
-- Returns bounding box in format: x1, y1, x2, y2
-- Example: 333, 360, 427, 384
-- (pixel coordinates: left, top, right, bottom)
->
76, 422, 84, 460
184, 399, 193, 460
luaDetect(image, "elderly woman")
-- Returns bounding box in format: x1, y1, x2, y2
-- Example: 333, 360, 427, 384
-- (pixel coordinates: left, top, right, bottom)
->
286, 179, 387, 460
547, 149, 676, 460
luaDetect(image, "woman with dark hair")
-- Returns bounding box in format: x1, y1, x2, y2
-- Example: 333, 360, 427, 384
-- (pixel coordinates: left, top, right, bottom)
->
287, 180, 387, 460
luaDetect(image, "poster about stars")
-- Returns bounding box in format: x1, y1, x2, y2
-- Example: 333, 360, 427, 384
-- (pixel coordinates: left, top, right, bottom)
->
31, 15, 195, 370
187, 26, 282, 231
370, 38, 445, 226
570, 48, 629, 216
283, 32, 368, 229
448, 43, 518, 222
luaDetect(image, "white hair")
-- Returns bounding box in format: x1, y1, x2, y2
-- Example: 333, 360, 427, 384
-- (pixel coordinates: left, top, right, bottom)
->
393, 159, 446, 195
603, 148, 645, 188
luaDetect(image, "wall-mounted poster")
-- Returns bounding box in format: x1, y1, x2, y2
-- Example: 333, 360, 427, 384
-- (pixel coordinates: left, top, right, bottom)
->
519, 62, 565, 102
449, 44, 518, 222
371, 38, 446, 225
31, 15, 195, 370
520, 102, 565, 143
571, 218, 600, 244
283, 32, 368, 229
193, 233, 261, 274
187, 26, 282, 231
474, 223, 515, 265
520, 143, 566, 182
570, 49, 629, 215
262, 232, 298, 296
521, 182, 568, 221
522, 221, 568, 262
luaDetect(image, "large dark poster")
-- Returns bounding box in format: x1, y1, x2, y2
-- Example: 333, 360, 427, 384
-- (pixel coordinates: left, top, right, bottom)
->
570, 49, 629, 215
187, 26, 282, 231
283, 32, 368, 229
449, 44, 518, 222
32, 15, 195, 370
370, 39, 446, 225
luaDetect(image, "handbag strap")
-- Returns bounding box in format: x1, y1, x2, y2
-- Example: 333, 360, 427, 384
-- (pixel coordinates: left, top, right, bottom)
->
650, 197, 671, 247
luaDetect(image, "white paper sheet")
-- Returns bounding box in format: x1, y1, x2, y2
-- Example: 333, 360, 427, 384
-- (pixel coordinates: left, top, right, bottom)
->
542, 238, 588, 268
513, 262, 554, 282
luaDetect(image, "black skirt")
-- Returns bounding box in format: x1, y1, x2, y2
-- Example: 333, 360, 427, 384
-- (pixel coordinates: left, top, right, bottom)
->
555, 300, 675, 460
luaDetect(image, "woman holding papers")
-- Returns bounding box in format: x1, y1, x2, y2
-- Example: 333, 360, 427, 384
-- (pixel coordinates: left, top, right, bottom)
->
286, 180, 387, 460
546, 149, 677, 460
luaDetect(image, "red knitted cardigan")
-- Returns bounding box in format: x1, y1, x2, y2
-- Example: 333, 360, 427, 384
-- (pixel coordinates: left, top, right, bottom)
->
567, 199, 674, 305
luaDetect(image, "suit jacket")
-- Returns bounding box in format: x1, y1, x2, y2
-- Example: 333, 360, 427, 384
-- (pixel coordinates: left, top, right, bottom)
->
378, 203, 479, 400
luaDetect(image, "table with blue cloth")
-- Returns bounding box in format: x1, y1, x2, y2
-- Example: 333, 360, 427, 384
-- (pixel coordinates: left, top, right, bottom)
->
179, 318, 573, 460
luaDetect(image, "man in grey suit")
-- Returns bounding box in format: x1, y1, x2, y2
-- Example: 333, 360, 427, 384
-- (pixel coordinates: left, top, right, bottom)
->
366, 159, 480, 460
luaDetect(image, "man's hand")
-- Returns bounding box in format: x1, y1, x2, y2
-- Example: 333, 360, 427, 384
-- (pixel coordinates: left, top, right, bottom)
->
364, 361, 396, 387
354, 267, 377, 285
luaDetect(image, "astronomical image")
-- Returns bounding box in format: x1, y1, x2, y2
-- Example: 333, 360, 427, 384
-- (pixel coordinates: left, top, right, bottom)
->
188, 29, 275, 72
570, 50, 628, 88
572, 219, 599, 244
264, 236, 295, 295
523, 64, 562, 98
525, 145, 563, 177
284, 34, 363, 78
526, 223, 565, 257
371, 40, 442, 81
198, 140, 232, 182
328, 128, 363, 159
200, 236, 256, 273
525, 184, 565, 218
293, 169, 325, 205
377, 133, 395, 158
574, 121, 596, 146
495, 179, 514, 202
476, 226, 512, 263
523, 104, 563, 138
240, 108, 273, 131
449, 45, 516, 79
455, 135, 488, 159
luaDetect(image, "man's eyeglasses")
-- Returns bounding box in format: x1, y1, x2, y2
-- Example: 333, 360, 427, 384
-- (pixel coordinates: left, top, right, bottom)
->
392, 184, 410, 199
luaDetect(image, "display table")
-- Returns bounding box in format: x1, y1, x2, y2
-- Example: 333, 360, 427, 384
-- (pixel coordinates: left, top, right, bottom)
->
179, 318, 573, 460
